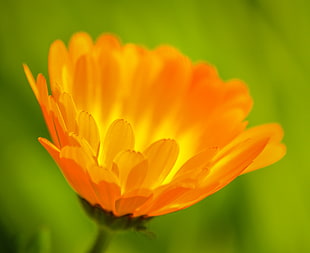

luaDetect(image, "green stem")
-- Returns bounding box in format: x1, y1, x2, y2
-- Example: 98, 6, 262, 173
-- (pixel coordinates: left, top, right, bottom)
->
89, 226, 113, 253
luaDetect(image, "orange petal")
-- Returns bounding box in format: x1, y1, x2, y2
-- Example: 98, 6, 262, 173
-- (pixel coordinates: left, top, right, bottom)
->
40, 105, 60, 148
23, 65, 50, 107
193, 137, 270, 202
101, 119, 135, 168
95, 34, 121, 52
143, 139, 179, 188
148, 137, 270, 216
25, 70, 60, 147
137, 185, 191, 217
36, 74, 49, 104
58, 146, 98, 205
72, 55, 93, 111
183, 63, 222, 123
115, 195, 151, 216
60, 145, 96, 170
57, 93, 77, 133
88, 164, 119, 184
91, 180, 121, 213
125, 160, 148, 194
241, 123, 286, 174
23, 64, 39, 100
49, 97, 68, 147
38, 137, 60, 163
95, 48, 122, 121
113, 150, 145, 193
48, 40, 70, 93
77, 111, 100, 157
39, 138, 98, 205
172, 146, 219, 183
146, 47, 191, 126
195, 109, 248, 151
222, 79, 253, 116
69, 32, 93, 64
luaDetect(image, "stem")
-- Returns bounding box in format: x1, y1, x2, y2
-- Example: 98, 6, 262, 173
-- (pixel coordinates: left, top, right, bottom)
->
89, 226, 113, 253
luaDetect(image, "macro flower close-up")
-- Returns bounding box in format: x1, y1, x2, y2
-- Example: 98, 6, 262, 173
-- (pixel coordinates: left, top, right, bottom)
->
24, 32, 286, 221
4, 1, 310, 252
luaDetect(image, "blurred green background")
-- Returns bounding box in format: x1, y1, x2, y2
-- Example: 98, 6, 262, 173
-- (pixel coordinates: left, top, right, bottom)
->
0, 0, 309, 252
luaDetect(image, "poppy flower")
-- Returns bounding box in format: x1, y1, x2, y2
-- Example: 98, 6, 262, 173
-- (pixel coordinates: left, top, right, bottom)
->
24, 32, 285, 219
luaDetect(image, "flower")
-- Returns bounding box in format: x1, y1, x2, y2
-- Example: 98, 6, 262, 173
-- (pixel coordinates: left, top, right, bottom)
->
24, 32, 286, 218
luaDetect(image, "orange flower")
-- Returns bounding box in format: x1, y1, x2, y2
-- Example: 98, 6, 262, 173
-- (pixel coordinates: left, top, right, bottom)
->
24, 32, 285, 218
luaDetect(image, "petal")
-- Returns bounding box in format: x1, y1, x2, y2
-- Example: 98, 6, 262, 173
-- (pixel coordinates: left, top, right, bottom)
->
23, 64, 39, 100
77, 111, 100, 157
60, 146, 95, 172
48, 97, 69, 147
181, 64, 252, 133
69, 32, 93, 64
195, 109, 248, 150
172, 146, 219, 183
125, 160, 148, 194
206, 137, 269, 185
39, 138, 98, 205
23, 66, 50, 122
241, 123, 286, 174
113, 150, 145, 193
95, 48, 122, 121
115, 194, 152, 216
143, 185, 192, 216
101, 119, 135, 168
91, 180, 121, 213
183, 63, 222, 123
137, 47, 191, 129
95, 34, 121, 52
143, 139, 179, 188
41, 104, 60, 148
36, 74, 49, 105
88, 164, 119, 184
48, 40, 70, 93
25, 70, 60, 147
222, 79, 253, 116
57, 93, 77, 133
58, 146, 98, 205
38, 137, 60, 163
147, 137, 270, 216
72, 55, 95, 111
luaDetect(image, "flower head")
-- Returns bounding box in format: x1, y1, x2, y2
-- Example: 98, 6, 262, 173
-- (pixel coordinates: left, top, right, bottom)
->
24, 32, 285, 218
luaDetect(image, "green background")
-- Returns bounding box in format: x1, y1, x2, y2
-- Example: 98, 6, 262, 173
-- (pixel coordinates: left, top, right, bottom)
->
0, 0, 309, 252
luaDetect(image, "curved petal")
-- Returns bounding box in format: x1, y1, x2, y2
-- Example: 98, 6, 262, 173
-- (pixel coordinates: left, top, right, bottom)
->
95, 34, 121, 53
77, 111, 100, 157
48, 39, 71, 93
91, 180, 121, 213
143, 139, 179, 188
58, 146, 98, 205
101, 119, 135, 168
125, 160, 148, 194
172, 146, 219, 183
113, 150, 145, 193
115, 190, 152, 216
205, 137, 270, 185
23, 64, 39, 100
38, 137, 60, 163
39, 138, 98, 205
69, 32, 93, 64
145, 136, 270, 216
57, 93, 77, 133
241, 123, 286, 174
72, 55, 97, 111
142, 185, 192, 217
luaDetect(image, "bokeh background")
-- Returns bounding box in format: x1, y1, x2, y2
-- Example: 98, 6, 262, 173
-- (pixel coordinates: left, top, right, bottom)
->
0, 0, 309, 252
